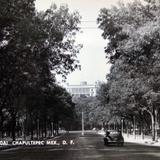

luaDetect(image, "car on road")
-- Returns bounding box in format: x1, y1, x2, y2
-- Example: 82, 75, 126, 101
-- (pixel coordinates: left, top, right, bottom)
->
104, 130, 124, 146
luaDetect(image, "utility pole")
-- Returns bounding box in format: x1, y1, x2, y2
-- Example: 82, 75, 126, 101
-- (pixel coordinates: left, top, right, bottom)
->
82, 111, 84, 136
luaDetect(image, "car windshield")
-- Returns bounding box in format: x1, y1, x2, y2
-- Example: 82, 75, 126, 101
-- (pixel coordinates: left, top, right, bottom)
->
107, 131, 121, 137
110, 133, 119, 137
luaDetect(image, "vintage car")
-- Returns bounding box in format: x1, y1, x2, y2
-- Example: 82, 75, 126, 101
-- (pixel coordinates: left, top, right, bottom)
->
104, 130, 124, 146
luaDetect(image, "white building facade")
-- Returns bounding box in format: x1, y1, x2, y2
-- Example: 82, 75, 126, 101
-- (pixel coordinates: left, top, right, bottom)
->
66, 81, 98, 97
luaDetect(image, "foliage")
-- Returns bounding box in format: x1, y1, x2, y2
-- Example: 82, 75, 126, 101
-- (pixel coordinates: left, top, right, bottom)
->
74, 96, 109, 129
0, 0, 81, 140
96, 82, 110, 106
98, 0, 160, 140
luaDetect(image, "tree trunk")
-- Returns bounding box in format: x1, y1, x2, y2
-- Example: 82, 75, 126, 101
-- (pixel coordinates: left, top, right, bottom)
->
140, 111, 144, 139
0, 108, 4, 138
36, 119, 40, 140
51, 122, 53, 137
44, 119, 47, 138
151, 113, 155, 141
30, 121, 33, 140
154, 109, 158, 141
11, 113, 16, 141
55, 123, 59, 135
150, 108, 158, 141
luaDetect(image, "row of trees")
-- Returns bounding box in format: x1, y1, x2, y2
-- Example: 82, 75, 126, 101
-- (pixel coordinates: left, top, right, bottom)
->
73, 95, 108, 130
0, 0, 81, 140
97, 0, 160, 141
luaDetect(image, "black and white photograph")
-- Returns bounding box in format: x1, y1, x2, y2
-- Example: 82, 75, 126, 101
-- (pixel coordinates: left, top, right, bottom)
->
0, 0, 160, 159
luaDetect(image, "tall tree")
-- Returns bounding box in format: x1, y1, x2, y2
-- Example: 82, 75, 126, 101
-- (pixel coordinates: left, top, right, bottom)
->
0, 1, 81, 140
97, 0, 160, 140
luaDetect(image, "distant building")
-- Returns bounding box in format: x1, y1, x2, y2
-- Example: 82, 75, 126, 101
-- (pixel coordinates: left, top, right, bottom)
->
66, 81, 98, 97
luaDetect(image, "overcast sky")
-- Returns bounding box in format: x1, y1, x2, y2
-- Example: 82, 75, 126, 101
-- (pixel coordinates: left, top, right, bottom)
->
35, 0, 132, 85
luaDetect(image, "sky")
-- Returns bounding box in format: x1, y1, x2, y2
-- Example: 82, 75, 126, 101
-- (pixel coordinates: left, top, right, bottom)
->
35, 0, 132, 85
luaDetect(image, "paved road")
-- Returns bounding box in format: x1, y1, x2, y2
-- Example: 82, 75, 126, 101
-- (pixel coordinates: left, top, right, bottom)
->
0, 132, 160, 160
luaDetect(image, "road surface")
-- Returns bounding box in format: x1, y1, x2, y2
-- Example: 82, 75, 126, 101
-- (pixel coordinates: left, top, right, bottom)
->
0, 132, 160, 160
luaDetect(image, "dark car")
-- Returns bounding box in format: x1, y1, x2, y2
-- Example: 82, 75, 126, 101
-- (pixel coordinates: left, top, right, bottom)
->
104, 130, 124, 146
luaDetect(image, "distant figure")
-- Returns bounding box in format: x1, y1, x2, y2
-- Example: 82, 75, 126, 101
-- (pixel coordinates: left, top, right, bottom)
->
117, 130, 122, 140
118, 129, 122, 135
106, 131, 112, 140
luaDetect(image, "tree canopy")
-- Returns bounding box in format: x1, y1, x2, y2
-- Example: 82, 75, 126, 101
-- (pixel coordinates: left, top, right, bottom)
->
0, 0, 81, 140
97, 0, 160, 140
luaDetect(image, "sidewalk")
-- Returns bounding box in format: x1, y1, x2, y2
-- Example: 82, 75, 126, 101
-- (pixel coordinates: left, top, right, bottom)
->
123, 133, 160, 147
